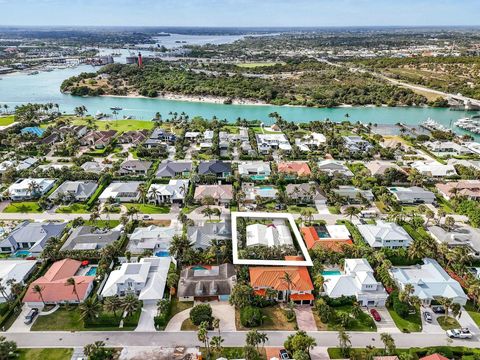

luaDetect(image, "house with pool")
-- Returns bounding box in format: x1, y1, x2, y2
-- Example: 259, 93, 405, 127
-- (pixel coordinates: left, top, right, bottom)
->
128, 225, 176, 255
387, 186, 436, 204
301, 224, 353, 251
241, 183, 278, 202
322, 258, 388, 307
238, 161, 271, 180
60, 226, 121, 252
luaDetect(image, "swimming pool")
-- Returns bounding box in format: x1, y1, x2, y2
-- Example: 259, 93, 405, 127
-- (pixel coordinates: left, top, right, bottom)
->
155, 251, 170, 257
192, 266, 207, 271
322, 270, 342, 276
14, 250, 31, 258
85, 267, 98, 276
251, 175, 267, 181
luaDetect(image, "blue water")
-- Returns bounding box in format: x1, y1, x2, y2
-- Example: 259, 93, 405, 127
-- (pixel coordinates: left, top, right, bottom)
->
322, 270, 342, 276
318, 231, 331, 239
251, 175, 268, 180
14, 250, 31, 257
192, 266, 207, 271
155, 251, 170, 257
85, 267, 97, 276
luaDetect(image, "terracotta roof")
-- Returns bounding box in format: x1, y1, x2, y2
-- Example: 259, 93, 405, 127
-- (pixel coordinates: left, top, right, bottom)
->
419, 354, 449, 360
23, 259, 94, 303
249, 266, 314, 292
278, 162, 311, 176
301, 227, 319, 249
301, 226, 353, 251
290, 293, 314, 301
313, 239, 353, 252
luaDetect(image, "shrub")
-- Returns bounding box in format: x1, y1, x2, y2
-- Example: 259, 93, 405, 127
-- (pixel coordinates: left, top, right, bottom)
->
189, 304, 213, 326
324, 295, 356, 307
390, 290, 410, 318
240, 306, 263, 328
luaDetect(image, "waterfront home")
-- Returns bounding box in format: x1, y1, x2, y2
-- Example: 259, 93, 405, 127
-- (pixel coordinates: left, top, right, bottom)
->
7, 178, 55, 200
357, 220, 412, 249
184, 131, 201, 140
128, 225, 175, 254
48, 180, 98, 203
424, 141, 473, 156
79, 130, 117, 149
101, 257, 171, 304
117, 130, 149, 145
156, 161, 192, 178
301, 225, 352, 251
246, 221, 293, 247
0, 157, 37, 174
365, 160, 405, 176
178, 263, 236, 302
143, 128, 176, 148
0, 260, 37, 302
285, 182, 327, 205
447, 158, 480, 171
334, 185, 374, 203
242, 183, 278, 202
295, 132, 326, 151
387, 186, 436, 204
322, 259, 388, 307
60, 226, 121, 251
436, 180, 480, 201
80, 161, 112, 174
23, 259, 95, 307
118, 160, 153, 176
198, 161, 231, 178
389, 258, 468, 305
317, 159, 354, 177
428, 224, 480, 258
20, 127, 45, 137
343, 136, 373, 154
278, 162, 312, 177
256, 133, 292, 154
410, 160, 457, 177
187, 221, 231, 249
57, 125, 89, 140
99, 181, 143, 202
249, 266, 314, 304
147, 179, 189, 204
194, 184, 233, 205
238, 161, 271, 179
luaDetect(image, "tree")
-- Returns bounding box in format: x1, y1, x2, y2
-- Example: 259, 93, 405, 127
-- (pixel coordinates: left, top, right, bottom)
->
380, 333, 396, 354
84, 341, 117, 360
104, 296, 122, 318
0, 336, 17, 359
437, 297, 453, 317
32, 285, 46, 305
284, 330, 316, 356
210, 335, 224, 355
79, 297, 102, 322
338, 329, 351, 357
201, 207, 214, 221
229, 283, 254, 309
444, 216, 455, 231
345, 206, 360, 221
246, 329, 267, 350
122, 293, 140, 317
65, 277, 80, 302
281, 271, 294, 303
190, 304, 213, 326
197, 321, 210, 358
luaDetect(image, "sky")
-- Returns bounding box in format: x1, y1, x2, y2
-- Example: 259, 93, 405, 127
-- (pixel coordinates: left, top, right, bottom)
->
0, 0, 479, 27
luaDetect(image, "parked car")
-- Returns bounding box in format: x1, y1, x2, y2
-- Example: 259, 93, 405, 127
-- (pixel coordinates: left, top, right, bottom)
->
447, 328, 473, 339
423, 311, 432, 323
370, 308, 381, 322
24, 308, 39, 324
279, 349, 290, 360
142, 215, 152, 220
432, 305, 446, 314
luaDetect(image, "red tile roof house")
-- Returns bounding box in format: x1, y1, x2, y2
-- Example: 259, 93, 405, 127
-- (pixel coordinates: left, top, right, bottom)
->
301, 226, 353, 252
23, 259, 95, 308
419, 354, 449, 360
80, 130, 117, 149
277, 162, 312, 177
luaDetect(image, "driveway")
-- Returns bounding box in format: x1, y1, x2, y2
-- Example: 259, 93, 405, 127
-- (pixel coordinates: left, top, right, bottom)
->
7, 304, 34, 333
135, 303, 157, 332
164, 308, 190, 332
294, 305, 317, 331
421, 308, 445, 334
458, 308, 479, 332
210, 302, 236, 331
371, 307, 401, 333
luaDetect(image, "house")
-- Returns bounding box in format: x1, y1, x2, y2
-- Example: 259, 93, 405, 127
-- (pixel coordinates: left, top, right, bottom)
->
425, 141, 473, 156
390, 258, 468, 305
0, 260, 37, 302
128, 225, 175, 254
194, 184, 233, 205
187, 221, 231, 249
198, 161, 231, 178
278, 162, 311, 177
419, 355, 449, 360
238, 162, 271, 179
334, 186, 374, 203
21, 127, 45, 137
388, 186, 436, 204
250, 266, 314, 304
246, 221, 293, 247
428, 224, 480, 258
301, 225, 352, 251
323, 259, 388, 306
143, 128, 176, 148
156, 161, 192, 178
295, 132, 326, 151
49, 181, 98, 202
7, 178, 55, 200
357, 221, 413, 249
58, 125, 88, 139
343, 136, 373, 153
101, 257, 171, 304
436, 180, 480, 201
256, 133, 292, 154
242, 183, 278, 201
99, 181, 143, 202
148, 179, 189, 204
410, 161, 457, 177
185, 131, 201, 140
60, 226, 121, 251
178, 263, 236, 302
80, 161, 112, 174
317, 159, 353, 177
80, 130, 117, 149
366, 161, 405, 176
23, 259, 95, 307
117, 130, 149, 145
0, 221, 67, 255
0, 157, 37, 174
118, 160, 153, 176
285, 182, 327, 205
447, 158, 480, 171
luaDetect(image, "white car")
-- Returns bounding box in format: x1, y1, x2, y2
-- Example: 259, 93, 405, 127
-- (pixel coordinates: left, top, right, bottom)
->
446, 328, 474, 339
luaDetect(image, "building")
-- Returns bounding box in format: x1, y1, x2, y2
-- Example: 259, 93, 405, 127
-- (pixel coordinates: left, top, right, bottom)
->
49, 181, 98, 202
194, 184, 233, 205
117, 130, 149, 145
156, 161, 192, 178
428, 224, 480, 258
80, 161, 111, 174
187, 221, 231, 249
323, 259, 388, 306
301, 225, 352, 251
7, 178, 56, 200
436, 180, 480, 201
99, 181, 143, 202
101, 257, 171, 304
242, 183, 278, 201
249, 266, 314, 304
143, 128, 176, 148
178, 264, 236, 302
343, 136, 373, 153
357, 221, 413, 249
0, 157, 37, 174
0, 221, 67, 255
334, 186, 374, 203
390, 258, 468, 305
256, 133, 292, 153
60, 226, 121, 251
246, 221, 293, 247
317, 159, 354, 177
366, 161, 405, 176
425, 141, 473, 156
295, 132, 326, 151
410, 161, 457, 177
285, 182, 327, 205
0, 260, 37, 302
388, 186, 436, 204
23, 259, 95, 307
238, 162, 271, 179
148, 179, 189, 204
198, 161, 231, 178
118, 160, 153, 176
278, 162, 311, 177
79, 130, 117, 149
128, 225, 175, 254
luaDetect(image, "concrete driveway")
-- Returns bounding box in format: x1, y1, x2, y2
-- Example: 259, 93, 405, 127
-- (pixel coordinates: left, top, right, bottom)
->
164, 308, 190, 332
421, 308, 443, 334
210, 302, 236, 331
458, 309, 479, 332
7, 305, 34, 332
294, 305, 317, 331
135, 303, 157, 332
370, 307, 401, 333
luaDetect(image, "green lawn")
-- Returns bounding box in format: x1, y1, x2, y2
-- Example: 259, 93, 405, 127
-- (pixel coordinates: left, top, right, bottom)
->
437, 316, 460, 330
0, 115, 14, 126
126, 203, 170, 214
237, 62, 279, 68
84, 220, 120, 229
387, 306, 422, 332
328, 206, 341, 214
55, 203, 89, 214
327, 306, 377, 332
235, 306, 297, 331
201, 347, 267, 360
287, 205, 317, 214
3, 201, 42, 213
465, 301, 480, 327
18, 348, 73, 360
72, 118, 155, 132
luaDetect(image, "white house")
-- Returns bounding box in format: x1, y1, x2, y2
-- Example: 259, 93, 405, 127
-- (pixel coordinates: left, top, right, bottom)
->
357, 221, 413, 249
7, 178, 55, 201
238, 162, 271, 178
317, 160, 354, 177
323, 259, 388, 306
101, 257, 171, 304
390, 258, 468, 305
388, 186, 436, 204
147, 179, 189, 204
246, 222, 293, 247
99, 181, 143, 202
410, 161, 457, 178
0, 260, 37, 302
128, 225, 175, 254
256, 133, 292, 153
295, 132, 326, 151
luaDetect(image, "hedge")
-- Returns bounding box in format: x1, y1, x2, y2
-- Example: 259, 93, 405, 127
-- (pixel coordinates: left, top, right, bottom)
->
240, 306, 263, 328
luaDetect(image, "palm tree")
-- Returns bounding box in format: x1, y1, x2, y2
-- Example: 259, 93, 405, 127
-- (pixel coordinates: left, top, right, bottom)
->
338, 329, 351, 357
380, 333, 396, 354
197, 321, 210, 357
210, 335, 224, 354
79, 297, 102, 322
281, 271, 294, 303
344, 206, 360, 221
201, 207, 214, 221
65, 277, 80, 302
121, 293, 140, 317
32, 285, 46, 305
148, 186, 160, 205
104, 296, 122, 318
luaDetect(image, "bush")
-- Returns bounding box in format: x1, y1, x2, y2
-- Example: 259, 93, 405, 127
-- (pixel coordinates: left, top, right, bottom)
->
189, 304, 213, 326
324, 295, 356, 307
240, 306, 263, 328
390, 290, 410, 318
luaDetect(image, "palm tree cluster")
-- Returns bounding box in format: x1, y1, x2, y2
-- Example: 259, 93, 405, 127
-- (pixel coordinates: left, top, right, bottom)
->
79, 294, 140, 325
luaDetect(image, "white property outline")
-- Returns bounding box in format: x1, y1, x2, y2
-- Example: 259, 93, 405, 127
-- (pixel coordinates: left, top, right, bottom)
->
231, 211, 313, 267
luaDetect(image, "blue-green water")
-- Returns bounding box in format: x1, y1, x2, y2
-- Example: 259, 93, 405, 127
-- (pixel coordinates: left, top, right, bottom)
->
322, 270, 342, 276
1, 65, 479, 137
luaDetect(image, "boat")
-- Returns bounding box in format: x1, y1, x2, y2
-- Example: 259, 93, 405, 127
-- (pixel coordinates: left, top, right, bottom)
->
454, 116, 480, 134
110, 106, 122, 111
421, 118, 451, 132
27, 71, 39, 76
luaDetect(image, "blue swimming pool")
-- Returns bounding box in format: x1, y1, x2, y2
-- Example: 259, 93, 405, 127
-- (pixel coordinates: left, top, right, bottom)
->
85, 267, 98, 276
14, 250, 31, 258
322, 270, 342, 276
251, 175, 267, 181
155, 251, 170, 257
192, 266, 207, 271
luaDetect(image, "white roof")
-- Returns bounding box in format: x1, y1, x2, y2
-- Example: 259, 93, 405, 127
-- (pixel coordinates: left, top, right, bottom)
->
246, 223, 293, 248
325, 225, 351, 240
411, 161, 457, 177
99, 181, 142, 201
8, 178, 55, 196
357, 221, 412, 248
238, 162, 271, 175
148, 179, 189, 201
0, 260, 37, 299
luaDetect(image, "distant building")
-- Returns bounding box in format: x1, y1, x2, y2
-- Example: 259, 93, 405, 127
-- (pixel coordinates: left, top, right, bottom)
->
357, 221, 412, 249
387, 186, 436, 204
8, 178, 55, 200
60, 226, 121, 251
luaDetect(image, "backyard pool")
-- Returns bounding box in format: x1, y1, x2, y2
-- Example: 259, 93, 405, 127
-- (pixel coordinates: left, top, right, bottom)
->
322, 270, 342, 276
192, 265, 208, 271
251, 175, 267, 181
155, 250, 170, 257
85, 266, 98, 276
13, 250, 32, 258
